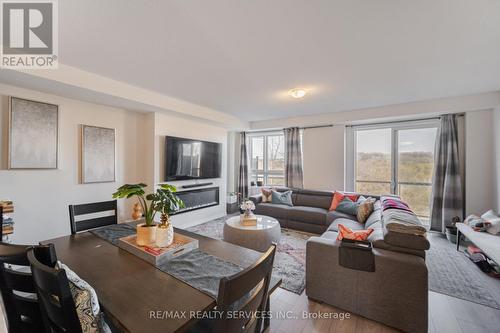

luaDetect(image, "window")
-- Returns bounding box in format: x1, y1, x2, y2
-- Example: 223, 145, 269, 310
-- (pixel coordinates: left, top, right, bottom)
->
347, 120, 439, 223
248, 132, 285, 186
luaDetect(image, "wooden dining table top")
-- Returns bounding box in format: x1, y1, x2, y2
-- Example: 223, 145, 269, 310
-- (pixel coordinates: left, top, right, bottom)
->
42, 227, 281, 333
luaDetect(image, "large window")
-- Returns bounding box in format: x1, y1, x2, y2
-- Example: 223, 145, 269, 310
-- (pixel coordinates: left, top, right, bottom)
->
347, 120, 439, 222
248, 132, 285, 186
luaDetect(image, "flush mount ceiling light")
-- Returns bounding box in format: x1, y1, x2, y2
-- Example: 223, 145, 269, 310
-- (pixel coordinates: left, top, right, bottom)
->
288, 88, 307, 99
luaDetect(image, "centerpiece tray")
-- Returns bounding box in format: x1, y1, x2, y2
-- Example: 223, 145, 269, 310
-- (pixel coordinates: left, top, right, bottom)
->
117, 233, 199, 267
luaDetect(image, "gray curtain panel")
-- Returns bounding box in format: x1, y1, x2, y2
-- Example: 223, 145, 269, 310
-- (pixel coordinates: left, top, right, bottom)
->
285, 127, 304, 189
430, 114, 463, 232
238, 132, 249, 198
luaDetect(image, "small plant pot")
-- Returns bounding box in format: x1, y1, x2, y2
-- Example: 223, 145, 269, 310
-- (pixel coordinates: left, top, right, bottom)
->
136, 223, 158, 246
445, 226, 458, 244
156, 223, 174, 247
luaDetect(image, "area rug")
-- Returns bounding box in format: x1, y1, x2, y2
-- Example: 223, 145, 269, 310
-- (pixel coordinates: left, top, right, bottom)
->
427, 233, 500, 309
185, 215, 311, 295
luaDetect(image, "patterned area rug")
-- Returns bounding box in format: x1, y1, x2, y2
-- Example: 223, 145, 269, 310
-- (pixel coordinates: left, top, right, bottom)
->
185, 215, 312, 294
427, 233, 500, 309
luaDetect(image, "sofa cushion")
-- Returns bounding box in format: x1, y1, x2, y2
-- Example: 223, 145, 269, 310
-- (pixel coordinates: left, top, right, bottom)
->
328, 218, 365, 232
326, 210, 358, 225
335, 197, 359, 216
271, 190, 293, 206
337, 224, 374, 241
288, 206, 328, 225
329, 191, 360, 211
293, 189, 333, 210
254, 203, 290, 219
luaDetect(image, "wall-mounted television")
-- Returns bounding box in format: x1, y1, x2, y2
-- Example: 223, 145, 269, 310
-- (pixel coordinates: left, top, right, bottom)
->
165, 136, 222, 181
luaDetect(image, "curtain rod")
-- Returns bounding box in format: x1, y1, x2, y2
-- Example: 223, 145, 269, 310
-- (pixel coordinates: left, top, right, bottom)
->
246, 113, 465, 133
245, 124, 333, 134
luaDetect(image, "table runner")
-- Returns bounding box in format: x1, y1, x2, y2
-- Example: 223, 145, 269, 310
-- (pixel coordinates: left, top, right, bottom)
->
89, 223, 243, 298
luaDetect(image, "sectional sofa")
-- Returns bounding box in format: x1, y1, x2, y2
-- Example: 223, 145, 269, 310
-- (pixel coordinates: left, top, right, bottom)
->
250, 187, 429, 333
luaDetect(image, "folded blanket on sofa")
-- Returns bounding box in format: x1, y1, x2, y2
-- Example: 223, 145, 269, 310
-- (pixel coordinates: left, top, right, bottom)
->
383, 209, 427, 236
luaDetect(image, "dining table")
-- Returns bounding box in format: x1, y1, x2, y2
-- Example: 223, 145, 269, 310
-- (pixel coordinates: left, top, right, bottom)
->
41, 227, 281, 333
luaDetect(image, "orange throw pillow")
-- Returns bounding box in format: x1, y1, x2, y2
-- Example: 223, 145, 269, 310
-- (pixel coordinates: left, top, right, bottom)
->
336, 224, 374, 241
329, 192, 359, 211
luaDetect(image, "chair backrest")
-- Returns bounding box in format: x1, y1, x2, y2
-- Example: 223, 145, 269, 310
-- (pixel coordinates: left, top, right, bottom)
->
215, 244, 276, 333
0, 243, 57, 333
27, 246, 83, 333
69, 200, 117, 234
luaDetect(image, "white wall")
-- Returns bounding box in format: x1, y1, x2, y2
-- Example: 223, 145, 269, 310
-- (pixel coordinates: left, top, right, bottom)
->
494, 107, 500, 212
0, 83, 229, 243
302, 126, 345, 191
154, 112, 227, 228
465, 110, 496, 215
0, 84, 146, 244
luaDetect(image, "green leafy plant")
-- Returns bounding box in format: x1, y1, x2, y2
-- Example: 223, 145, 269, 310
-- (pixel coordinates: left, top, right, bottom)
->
112, 183, 184, 227
154, 184, 185, 220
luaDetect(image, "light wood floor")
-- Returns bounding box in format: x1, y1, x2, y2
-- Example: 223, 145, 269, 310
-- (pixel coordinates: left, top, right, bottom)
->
267, 288, 500, 333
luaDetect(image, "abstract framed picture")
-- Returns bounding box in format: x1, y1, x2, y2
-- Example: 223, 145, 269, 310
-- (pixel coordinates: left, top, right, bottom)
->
81, 125, 116, 183
8, 97, 59, 169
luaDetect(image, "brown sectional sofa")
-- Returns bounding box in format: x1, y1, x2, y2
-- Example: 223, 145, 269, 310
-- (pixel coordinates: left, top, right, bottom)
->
250, 187, 429, 333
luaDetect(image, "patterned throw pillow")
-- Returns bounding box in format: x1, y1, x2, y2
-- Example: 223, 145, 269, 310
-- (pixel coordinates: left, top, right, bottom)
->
329, 192, 359, 211
271, 190, 293, 206
261, 187, 273, 203
56, 262, 111, 333
336, 224, 374, 241
357, 198, 375, 223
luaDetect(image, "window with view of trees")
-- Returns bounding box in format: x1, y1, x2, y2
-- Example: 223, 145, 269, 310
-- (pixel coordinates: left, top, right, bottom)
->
248, 132, 285, 186
348, 121, 439, 224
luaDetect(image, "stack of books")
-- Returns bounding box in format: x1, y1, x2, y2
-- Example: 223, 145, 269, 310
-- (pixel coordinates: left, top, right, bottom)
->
1, 200, 14, 236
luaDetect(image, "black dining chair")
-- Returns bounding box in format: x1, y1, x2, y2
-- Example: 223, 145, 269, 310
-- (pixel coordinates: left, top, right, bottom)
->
69, 200, 118, 234
189, 244, 277, 333
0, 243, 57, 333
27, 246, 83, 333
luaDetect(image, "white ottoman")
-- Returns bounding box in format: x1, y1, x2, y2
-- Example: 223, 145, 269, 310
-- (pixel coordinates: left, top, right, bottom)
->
223, 215, 281, 252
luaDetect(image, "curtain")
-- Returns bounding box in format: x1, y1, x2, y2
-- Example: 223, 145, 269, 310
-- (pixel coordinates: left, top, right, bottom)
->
285, 127, 304, 189
237, 132, 249, 199
430, 114, 463, 232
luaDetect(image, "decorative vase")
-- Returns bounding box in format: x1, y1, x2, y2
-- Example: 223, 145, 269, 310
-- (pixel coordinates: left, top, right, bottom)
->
132, 202, 142, 220
243, 208, 254, 219
136, 223, 157, 246
156, 214, 174, 247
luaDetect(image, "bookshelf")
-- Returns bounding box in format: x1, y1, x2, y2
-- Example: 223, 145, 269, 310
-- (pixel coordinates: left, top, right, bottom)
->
1, 201, 14, 242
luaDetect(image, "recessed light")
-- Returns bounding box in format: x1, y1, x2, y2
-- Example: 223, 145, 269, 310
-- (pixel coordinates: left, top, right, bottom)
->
288, 88, 307, 99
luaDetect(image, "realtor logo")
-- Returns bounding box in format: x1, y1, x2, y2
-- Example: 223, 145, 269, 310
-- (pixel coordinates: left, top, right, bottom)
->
1, 0, 58, 68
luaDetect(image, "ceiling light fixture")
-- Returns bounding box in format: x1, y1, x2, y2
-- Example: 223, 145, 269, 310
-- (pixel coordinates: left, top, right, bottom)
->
288, 88, 307, 99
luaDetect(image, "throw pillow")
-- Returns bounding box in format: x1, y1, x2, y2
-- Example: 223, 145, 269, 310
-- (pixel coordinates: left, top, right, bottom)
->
56, 262, 111, 333
329, 192, 359, 211
271, 190, 293, 207
481, 210, 500, 235
261, 188, 272, 203
357, 198, 375, 224
335, 197, 359, 216
381, 196, 412, 212
336, 224, 374, 241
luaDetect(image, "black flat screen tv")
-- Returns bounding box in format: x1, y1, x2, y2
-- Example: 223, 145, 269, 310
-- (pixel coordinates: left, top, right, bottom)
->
165, 136, 222, 181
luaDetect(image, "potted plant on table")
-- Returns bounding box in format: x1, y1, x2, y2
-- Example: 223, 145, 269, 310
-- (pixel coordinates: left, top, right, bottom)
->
112, 183, 156, 246
112, 183, 184, 247
154, 184, 185, 247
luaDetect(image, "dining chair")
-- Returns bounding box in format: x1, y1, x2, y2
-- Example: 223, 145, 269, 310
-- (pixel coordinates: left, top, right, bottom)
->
0, 243, 57, 333
69, 200, 118, 234
190, 244, 277, 333
27, 246, 84, 333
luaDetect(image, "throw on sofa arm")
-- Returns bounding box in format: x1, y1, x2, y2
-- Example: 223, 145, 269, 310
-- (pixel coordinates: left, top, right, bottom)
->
306, 236, 428, 333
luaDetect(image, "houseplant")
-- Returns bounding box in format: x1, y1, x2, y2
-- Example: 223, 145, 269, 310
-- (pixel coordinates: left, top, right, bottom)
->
112, 183, 156, 246
154, 184, 185, 247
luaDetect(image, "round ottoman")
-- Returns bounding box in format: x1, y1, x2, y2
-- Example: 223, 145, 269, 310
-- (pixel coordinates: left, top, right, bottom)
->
223, 215, 281, 252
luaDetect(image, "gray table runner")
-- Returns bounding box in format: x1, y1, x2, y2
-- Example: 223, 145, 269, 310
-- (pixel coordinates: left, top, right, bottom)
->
90, 223, 243, 298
